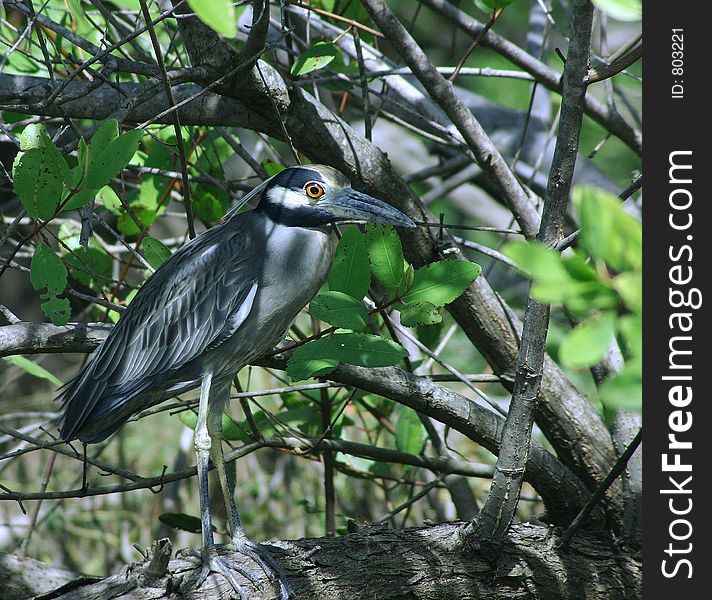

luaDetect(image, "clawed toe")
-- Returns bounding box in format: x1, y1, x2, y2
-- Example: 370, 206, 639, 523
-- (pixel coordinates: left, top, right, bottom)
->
179, 543, 292, 599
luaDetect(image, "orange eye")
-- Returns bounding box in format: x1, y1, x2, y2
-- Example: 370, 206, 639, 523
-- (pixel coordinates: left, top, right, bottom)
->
304, 181, 325, 199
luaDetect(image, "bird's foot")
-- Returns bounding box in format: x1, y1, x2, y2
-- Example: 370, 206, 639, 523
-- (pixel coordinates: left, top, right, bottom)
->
177, 540, 291, 599
225, 534, 293, 600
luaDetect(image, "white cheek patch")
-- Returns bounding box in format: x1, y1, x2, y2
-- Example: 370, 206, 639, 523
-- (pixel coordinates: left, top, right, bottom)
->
266, 187, 310, 209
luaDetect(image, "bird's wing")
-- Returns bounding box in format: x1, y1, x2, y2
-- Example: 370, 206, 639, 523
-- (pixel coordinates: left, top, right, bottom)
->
60, 222, 259, 439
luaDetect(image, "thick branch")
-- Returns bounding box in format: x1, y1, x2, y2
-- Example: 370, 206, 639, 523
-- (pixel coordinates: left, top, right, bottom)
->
2, 523, 642, 600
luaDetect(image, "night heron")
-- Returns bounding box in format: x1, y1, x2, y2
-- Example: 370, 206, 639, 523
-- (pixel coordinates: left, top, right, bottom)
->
58, 164, 415, 598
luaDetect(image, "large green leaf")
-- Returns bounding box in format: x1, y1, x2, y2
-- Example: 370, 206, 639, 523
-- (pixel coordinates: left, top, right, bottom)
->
559, 311, 617, 368
187, 0, 237, 37
91, 119, 120, 149
287, 332, 408, 381
400, 301, 442, 327
330, 332, 408, 368
401, 260, 480, 307
365, 224, 404, 294
19, 124, 71, 184
84, 129, 143, 189
13, 149, 64, 220
328, 227, 370, 299
287, 337, 341, 381
30, 244, 68, 297
310, 291, 368, 330
618, 314, 642, 358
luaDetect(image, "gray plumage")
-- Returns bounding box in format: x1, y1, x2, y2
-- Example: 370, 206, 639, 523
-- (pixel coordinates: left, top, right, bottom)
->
59, 211, 332, 442
58, 164, 414, 597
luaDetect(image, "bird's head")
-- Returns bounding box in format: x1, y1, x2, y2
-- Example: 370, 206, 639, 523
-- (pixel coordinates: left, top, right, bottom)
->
251, 165, 415, 228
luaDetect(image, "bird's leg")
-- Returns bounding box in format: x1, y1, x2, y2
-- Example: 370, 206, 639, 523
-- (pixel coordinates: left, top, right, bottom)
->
207, 382, 292, 600
185, 372, 250, 597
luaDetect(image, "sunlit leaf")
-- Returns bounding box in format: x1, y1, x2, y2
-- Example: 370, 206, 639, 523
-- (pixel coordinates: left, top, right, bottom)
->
559, 311, 617, 368
310, 291, 368, 330
328, 227, 370, 300
365, 224, 404, 294
187, 0, 237, 37
84, 129, 143, 189
401, 260, 480, 307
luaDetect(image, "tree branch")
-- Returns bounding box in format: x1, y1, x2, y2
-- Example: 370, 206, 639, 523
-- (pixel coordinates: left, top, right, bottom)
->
469, 0, 603, 547
1, 523, 642, 599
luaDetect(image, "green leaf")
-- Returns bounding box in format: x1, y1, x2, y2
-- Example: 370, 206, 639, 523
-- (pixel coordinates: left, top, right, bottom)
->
158, 512, 205, 534
6, 51, 40, 74
2, 355, 61, 386
291, 41, 340, 77
143, 236, 172, 269
63, 187, 98, 212
598, 358, 642, 411
328, 227, 370, 299
13, 149, 64, 220
395, 406, 427, 455
400, 301, 442, 327
401, 260, 480, 307
96, 186, 123, 215
65, 247, 113, 289
20, 124, 72, 184
559, 312, 617, 368
479, 0, 519, 9
41, 297, 71, 325
187, 0, 237, 37
66, 0, 94, 36
262, 160, 286, 177
221, 413, 255, 443
90, 119, 120, 149
365, 224, 404, 294
310, 291, 368, 330
30, 244, 68, 297
287, 337, 341, 381
287, 332, 408, 380
330, 332, 408, 368
592, 0, 641, 22
613, 271, 642, 314
84, 129, 143, 189
618, 314, 642, 358
573, 185, 642, 271
179, 410, 197, 430
504, 240, 569, 283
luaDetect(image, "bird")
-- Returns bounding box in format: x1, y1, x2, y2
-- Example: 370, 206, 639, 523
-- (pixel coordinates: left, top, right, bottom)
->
58, 164, 415, 598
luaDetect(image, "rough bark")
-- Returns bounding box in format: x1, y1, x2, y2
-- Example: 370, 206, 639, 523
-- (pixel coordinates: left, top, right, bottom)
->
2, 523, 641, 600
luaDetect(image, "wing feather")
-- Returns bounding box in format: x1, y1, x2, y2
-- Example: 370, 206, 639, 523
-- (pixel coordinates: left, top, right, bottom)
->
60, 220, 261, 441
